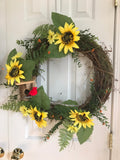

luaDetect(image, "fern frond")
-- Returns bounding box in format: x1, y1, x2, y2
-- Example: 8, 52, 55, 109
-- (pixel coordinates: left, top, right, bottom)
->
0, 100, 29, 112
59, 128, 73, 151
44, 121, 62, 141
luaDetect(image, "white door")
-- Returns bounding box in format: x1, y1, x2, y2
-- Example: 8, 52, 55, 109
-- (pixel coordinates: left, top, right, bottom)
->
0, 0, 115, 160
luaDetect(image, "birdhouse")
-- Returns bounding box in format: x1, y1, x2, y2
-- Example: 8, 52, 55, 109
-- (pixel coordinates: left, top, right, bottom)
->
16, 78, 36, 100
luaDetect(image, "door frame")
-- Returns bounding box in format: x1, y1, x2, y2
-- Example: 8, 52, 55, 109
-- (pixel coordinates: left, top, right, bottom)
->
111, 3, 120, 160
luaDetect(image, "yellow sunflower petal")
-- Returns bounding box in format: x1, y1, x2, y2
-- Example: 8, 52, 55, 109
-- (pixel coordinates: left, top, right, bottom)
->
35, 119, 47, 128
72, 27, 79, 32
69, 46, 73, 53
75, 110, 78, 113
16, 60, 19, 65
59, 26, 65, 33
74, 36, 80, 41
64, 22, 69, 30
74, 30, 80, 35
74, 121, 79, 126
28, 109, 33, 114
35, 121, 40, 127
34, 107, 38, 112
70, 110, 74, 114
14, 60, 19, 66
42, 120, 47, 126
64, 45, 69, 54
70, 119, 76, 122
10, 61, 14, 67
28, 106, 34, 114
5, 74, 9, 79
19, 70, 24, 74
55, 40, 61, 45
78, 123, 82, 129
15, 77, 20, 83
12, 52, 23, 60
72, 42, 79, 49
11, 78, 15, 85
87, 123, 92, 128
88, 121, 94, 127
69, 23, 74, 29
5, 64, 11, 71
59, 43, 65, 52
83, 123, 87, 128
41, 112, 48, 118
19, 75, 25, 79
69, 115, 75, 119
55, 36, 62, 44
19, 64, 23, 69
48, 30, 53, 35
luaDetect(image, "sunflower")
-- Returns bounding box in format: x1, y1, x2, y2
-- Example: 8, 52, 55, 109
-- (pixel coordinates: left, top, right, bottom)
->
5, 60, 25, 85
69, 110, 94, 129
47, 30, 56, 44
67, 125, 78, 133
20, 105, 28, 117
55, 22, 80, 54
28, 106, 48, 128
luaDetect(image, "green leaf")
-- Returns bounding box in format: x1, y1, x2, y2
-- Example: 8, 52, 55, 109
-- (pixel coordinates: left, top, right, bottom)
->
47, 44, 67, 58
63, 100, 78, 105
7, 49, 17, 64
21, 60, 35, 81
30, 86, 50, 110
77, 126, 93, 144
52, 12, 74, 28
59, 128, 73, 151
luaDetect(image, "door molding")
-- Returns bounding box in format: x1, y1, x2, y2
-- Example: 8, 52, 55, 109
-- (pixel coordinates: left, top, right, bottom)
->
112, 4, 120, 160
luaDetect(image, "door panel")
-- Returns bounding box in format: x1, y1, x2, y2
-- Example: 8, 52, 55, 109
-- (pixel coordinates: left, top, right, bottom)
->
0, 0, 114, 159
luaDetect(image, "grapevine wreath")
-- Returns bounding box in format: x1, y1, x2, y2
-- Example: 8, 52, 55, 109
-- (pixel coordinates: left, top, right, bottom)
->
0, 12, 113, 151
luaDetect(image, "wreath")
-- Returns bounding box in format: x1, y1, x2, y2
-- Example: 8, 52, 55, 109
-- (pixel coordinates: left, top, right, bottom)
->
0, 12, 113, 151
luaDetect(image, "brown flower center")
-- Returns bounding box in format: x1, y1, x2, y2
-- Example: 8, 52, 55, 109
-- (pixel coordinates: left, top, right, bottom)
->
9, 66, 19, 77
76, 113, 88, 122
34, 112, 42, 122
62, 31, 73, 44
